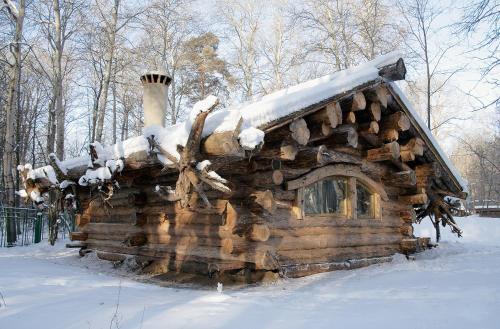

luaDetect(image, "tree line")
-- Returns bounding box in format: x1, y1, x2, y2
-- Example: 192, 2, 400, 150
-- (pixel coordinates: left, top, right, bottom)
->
0, 0, 498, 206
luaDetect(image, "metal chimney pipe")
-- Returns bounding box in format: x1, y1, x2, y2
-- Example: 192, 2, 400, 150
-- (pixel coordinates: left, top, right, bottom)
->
140, 71, 172, 129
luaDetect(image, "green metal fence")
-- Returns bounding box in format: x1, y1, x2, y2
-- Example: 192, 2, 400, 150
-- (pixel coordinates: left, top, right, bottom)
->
0, 207, 75, 247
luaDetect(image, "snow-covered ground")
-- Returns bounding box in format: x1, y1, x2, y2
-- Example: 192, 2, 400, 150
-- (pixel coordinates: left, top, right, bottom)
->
1, 216, 499, 329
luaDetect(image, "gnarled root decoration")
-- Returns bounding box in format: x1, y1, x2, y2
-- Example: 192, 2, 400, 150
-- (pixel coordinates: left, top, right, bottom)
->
415, 189, 462, 242
151, 96, 231, 209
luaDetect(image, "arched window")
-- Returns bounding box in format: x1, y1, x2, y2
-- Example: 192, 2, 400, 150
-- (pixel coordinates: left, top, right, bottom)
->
303, 177, 347, 216
286, 165, 386, 220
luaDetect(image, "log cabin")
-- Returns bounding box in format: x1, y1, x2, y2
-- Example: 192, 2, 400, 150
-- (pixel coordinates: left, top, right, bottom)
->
18, 52, 468, 283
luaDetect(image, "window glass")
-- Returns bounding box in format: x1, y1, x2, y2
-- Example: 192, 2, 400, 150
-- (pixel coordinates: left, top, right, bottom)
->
303, 177, 347, 215
356, 182, 373, 218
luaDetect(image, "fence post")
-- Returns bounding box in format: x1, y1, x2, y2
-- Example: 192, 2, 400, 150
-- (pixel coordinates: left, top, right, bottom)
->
34, 212, 42, 244
6, 208, 17, 247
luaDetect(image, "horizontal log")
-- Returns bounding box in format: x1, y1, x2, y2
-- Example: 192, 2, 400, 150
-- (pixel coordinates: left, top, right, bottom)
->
247, 224, 271, 242
401, 138, 424, 156
379, 128, 399, 142
380, 111, 410, 131
281, 256, 392, 278
343, 111, 356, 124
85, 239, 276, 270
369, 102, 382, 121
277, 244, 400, 265
359, 121, 379, 134
331, 125, 358, 148
400, 209, 416, 223
70, 232, 88, 241
398, 193, 428, 205
308, 102, 342, 128
384, 170, 416, 188
351, 91, 367, 111
270, 226, 400, 237
201, 118, 246, 155
270, 233, 402, 251
367, 142, 400, 162
290, 118, 310, 146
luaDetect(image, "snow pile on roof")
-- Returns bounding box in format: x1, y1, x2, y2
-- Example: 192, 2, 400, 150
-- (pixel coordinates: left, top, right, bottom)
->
389, 83, 468, 193
238, 127, 265, 150
78, 159, 124, 186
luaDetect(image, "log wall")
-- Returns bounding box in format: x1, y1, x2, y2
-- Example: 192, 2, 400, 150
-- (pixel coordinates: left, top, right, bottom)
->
76, 155, 414, 280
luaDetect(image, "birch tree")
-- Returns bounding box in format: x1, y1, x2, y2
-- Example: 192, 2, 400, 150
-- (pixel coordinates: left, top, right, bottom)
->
2, 0, 25, 207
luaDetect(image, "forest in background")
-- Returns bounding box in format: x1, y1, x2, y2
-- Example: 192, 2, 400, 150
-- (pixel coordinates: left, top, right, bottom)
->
0, 0, 498, 207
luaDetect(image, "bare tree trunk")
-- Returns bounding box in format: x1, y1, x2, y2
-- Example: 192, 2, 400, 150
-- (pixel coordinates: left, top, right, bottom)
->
95, 0, 120, 142
2, 0, 25, 208
112, 80, 117, 144
47, 98, 56, 154
53, 0, 66, 159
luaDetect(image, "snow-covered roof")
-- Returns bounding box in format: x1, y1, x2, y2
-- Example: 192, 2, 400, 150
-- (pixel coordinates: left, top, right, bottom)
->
24, 51, 467, 197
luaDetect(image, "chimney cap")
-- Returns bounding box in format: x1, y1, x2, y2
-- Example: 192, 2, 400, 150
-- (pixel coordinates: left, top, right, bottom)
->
140, 71, 172, 85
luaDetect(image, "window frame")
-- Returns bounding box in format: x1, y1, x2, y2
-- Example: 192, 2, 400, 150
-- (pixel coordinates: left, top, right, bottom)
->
287, 165, 385, 221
